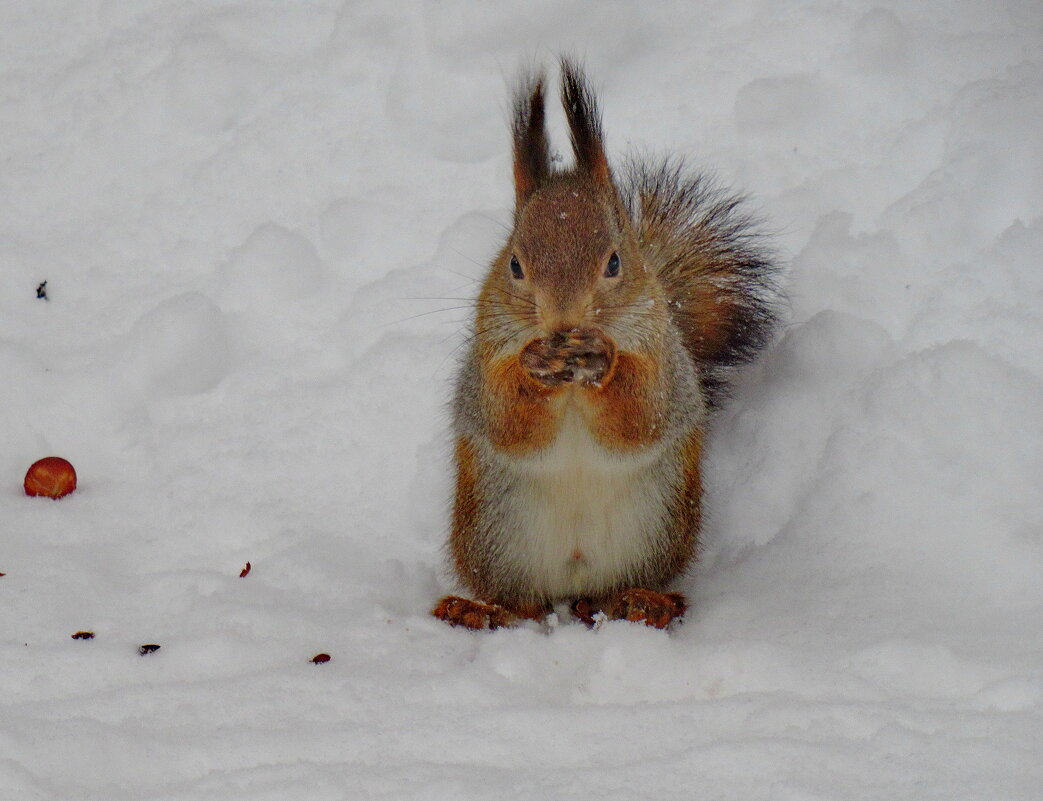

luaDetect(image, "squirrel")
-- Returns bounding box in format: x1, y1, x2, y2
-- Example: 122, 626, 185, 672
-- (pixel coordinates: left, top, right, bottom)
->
432, 59, 780, 630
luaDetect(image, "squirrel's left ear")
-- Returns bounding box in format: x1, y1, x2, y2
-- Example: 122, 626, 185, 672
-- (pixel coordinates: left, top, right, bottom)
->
561, 58, 610, 185
512, 69, 550, 209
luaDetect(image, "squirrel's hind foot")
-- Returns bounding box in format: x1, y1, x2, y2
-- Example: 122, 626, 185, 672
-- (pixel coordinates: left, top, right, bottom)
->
432, 596, 550, 630
604, 588, 687, 629
432, 596, 512, 630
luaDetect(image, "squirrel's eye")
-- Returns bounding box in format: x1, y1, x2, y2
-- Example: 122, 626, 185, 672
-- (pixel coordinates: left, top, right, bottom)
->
604, 251, 621, 278
509, 255, 524, 280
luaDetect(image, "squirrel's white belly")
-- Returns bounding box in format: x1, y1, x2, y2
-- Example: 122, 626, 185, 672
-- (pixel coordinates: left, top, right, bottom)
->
503, 404, 670, 598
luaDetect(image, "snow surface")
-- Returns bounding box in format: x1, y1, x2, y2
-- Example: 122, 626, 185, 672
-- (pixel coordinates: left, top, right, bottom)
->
2, 2, 1041, 799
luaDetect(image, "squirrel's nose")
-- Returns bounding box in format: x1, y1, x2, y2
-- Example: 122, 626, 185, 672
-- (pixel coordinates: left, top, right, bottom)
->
535, 290, 590, 334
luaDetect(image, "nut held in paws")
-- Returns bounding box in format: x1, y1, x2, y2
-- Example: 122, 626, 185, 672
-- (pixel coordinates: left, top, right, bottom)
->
24, 457, 77, 499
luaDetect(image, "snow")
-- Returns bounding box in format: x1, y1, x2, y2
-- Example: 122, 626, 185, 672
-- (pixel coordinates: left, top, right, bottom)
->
1, 1, 1041, 799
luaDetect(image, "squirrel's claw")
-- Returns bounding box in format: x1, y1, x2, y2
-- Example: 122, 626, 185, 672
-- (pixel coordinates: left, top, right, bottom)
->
570, 598, 599, 627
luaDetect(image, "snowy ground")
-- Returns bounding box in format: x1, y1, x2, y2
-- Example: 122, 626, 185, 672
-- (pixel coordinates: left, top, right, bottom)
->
2, 2, 1041, 799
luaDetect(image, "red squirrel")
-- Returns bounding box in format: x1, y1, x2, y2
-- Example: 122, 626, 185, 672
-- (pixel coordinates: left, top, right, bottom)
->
433, 59, 780, 630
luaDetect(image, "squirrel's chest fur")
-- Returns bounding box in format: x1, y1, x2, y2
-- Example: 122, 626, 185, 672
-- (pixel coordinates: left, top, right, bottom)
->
497, 401, 673, 599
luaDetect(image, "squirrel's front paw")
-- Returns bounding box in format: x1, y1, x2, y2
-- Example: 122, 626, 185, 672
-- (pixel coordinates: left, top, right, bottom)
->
520, 328, 615, 387
558, 328, 615, 386
520, 338, 575, 386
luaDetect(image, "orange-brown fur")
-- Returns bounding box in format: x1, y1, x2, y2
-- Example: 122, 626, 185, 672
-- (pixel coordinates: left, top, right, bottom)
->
662, 426, 704, 580
480, 355, 563, 454
581, 351, 664, 451
447, 435, 483, 596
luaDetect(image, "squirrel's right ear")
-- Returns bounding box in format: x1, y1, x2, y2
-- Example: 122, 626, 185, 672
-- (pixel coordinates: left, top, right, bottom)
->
511, 70, 550, 208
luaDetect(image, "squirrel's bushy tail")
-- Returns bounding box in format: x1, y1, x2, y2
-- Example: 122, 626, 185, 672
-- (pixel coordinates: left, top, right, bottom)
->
621, 158, 782, 405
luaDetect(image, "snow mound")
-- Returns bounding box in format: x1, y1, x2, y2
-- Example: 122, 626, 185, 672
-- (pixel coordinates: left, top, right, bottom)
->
129, 293, 230, 396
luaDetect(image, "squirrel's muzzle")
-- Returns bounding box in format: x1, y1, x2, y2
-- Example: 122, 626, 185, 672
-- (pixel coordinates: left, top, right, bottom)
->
534, 288, 594, 335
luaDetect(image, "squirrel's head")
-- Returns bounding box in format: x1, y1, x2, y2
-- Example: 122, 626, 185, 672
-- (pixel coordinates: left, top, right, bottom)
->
482, 60, 660, 341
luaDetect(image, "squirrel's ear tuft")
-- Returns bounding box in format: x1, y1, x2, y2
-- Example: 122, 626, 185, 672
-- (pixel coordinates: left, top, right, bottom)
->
560, 58, 609, 185
512, 69, 550, 208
